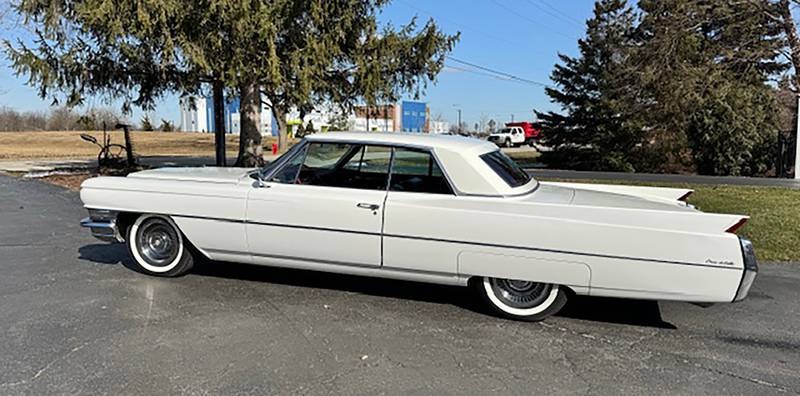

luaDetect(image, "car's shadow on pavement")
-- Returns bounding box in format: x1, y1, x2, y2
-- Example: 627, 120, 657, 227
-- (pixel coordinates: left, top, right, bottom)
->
78, 243, 676, 329
558, 296, 676, 329
79, 243, 135, 267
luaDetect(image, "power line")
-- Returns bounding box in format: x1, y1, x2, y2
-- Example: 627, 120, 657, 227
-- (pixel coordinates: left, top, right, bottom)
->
525, 0, 584, 26
446, 56, 551, 88
486, 0, 578, 40
395, 0, 536, 50
445, 64, 549, 88
445, 64, 513, 81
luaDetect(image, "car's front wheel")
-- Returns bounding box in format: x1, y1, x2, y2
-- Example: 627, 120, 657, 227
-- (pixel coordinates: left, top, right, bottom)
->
127, 214, 194, 277
474, 277, 567, 321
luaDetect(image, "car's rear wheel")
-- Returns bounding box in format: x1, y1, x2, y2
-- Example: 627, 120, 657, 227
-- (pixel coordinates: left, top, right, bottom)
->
127, 214, 194, 277
474, 277, 567, 321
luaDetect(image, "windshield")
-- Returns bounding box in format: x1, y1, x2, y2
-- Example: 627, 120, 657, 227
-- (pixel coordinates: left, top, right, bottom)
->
480, 150, 533, 188
497, 128, 513, 134
257, 140, 306, 178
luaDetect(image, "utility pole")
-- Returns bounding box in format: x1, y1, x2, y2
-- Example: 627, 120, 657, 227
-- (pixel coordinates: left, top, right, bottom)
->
212, 80, 226, 166
795, 96, 800, 179
511, 114, 514, 123
452, 104, 462, 134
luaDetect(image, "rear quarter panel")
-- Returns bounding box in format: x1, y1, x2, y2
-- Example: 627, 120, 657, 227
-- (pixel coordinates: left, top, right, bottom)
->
383, 192, 744, 302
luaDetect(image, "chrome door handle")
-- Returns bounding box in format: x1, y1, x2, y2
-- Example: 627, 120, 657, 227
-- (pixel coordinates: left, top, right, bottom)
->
356, 203, 380, 210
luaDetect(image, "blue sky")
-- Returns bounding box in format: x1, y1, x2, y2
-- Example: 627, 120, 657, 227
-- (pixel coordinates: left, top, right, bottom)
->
0, 0, 595, 127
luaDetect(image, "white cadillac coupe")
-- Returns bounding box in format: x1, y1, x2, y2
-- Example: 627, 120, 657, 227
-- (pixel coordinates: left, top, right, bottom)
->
80, 132, 758, 321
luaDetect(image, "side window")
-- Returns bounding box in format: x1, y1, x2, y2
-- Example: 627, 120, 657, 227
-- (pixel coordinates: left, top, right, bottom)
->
480, 150, 532, 187
296, 143, 391, 190
390, 148, 453, 194
343, 145, 392, 175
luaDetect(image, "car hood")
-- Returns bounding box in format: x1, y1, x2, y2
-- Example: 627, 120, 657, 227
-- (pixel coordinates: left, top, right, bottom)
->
531, 183, 694, 212
127, 167, 254, 184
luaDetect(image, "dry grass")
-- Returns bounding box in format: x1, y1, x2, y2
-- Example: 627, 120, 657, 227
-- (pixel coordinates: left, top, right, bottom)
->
0, 131, 282, 160
39, 173, 91, 191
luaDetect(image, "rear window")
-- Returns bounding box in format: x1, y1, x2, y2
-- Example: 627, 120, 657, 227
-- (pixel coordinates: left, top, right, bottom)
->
480, 150, 532, 188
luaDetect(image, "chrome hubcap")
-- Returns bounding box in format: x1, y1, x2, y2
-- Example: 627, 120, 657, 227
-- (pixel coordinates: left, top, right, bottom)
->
490, 278, 553, 309
137, 219, 179, 266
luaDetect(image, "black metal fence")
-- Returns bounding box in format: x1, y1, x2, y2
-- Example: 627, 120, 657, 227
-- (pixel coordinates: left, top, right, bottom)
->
778, 131, 796, 178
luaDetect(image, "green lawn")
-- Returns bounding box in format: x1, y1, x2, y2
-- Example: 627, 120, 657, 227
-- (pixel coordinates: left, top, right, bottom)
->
505, 149, 541, 167
539, 178, 800, 262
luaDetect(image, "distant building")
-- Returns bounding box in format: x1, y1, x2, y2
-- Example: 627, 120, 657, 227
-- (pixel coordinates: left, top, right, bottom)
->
179, 95, 276, 135
353, 104, 401, 132
352, 101, 430, 132
287, 103, 345, 132
400, 101, 429, 132
180, 95, 433, 134
429, 120, 450, 134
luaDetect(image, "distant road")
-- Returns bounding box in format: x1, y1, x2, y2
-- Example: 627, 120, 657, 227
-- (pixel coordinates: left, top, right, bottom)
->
527, 168, 800, 189
3, 152, 798, 189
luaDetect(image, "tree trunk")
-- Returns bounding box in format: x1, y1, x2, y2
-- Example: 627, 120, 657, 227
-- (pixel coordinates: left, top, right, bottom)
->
273, 104, 289, 152
779, 0, 800, 90
212, 79, 226, 167
122, 124, 135, 168
235, 82, 263, 167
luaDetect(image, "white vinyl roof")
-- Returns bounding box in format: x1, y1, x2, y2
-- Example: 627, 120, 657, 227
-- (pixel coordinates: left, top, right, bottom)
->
306, 132, 492, 153
304, 132, 538, 196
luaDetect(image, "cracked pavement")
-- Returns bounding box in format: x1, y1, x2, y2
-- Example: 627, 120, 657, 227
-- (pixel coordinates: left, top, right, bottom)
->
0, 174, 798, 395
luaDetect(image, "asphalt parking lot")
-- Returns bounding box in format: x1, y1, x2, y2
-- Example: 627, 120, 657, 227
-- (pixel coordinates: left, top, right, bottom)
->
1, 174, 798, 395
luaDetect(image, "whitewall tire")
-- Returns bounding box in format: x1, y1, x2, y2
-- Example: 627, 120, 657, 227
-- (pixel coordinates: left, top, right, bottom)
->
127, 214, 194, 277
475, 277, 567, 322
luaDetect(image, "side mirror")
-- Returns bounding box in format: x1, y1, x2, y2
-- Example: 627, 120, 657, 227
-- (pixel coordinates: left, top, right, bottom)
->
250, 172, 269, 188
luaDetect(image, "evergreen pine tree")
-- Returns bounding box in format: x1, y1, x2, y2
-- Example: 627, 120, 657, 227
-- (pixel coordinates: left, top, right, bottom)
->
634, 0, 786, 175
536, 0, 642, 172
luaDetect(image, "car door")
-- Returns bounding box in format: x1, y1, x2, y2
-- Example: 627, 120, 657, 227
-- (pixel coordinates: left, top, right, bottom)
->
512, 128, 523, 144
246, 142, 391, 267
381, 147, 461, 275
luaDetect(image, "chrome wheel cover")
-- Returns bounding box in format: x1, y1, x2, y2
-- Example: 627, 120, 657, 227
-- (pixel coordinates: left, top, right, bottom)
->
489, 278, 553, 309
136, 219, 180, 267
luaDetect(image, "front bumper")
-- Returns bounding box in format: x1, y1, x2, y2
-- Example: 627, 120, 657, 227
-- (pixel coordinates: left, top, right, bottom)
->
733, 237, 758, 302
80, 209, 123, 242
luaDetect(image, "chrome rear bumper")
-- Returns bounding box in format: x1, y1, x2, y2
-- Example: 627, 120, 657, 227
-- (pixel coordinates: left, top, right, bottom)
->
80, 217, 123, 242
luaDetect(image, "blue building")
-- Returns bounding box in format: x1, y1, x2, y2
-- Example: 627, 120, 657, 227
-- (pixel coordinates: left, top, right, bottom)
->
401, 101, 428, 133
